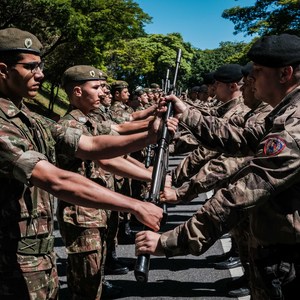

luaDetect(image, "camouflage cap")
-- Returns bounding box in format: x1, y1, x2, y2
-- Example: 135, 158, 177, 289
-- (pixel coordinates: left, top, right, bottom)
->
150, 83, 160, 89
62, 65, 106, 87
98, 70, 108, 80
111, 80, 129, 91
0, 28, 42, 55
247, 34, 300, 68
133, 86, 145, 96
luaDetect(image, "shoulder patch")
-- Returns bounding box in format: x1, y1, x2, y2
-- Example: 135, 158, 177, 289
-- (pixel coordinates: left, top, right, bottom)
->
263, 137, 286, 156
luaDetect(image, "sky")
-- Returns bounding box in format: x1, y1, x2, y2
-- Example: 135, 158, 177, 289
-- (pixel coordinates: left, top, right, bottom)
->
135, 0, 257, 50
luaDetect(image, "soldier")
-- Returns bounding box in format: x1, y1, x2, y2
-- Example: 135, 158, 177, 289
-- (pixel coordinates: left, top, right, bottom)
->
0, 27, 178, 299
150, 83, 162, 104
110, 80, 157, 124
202, 71, 219, 108
128, 86, 150, 111
171, 63, 249, 155
185, 85, 201, 106
136, 33, 300, 299
144, 87, 155, 105
110, 80, 160, 240
162, 62, 272, 298
57, 65, 156, 299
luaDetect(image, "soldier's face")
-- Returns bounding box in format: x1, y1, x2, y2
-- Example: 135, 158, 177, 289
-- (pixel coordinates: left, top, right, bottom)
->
3, 53, 44, 100
140, 92, 149, 105
215, 81, 231, 102
120, 88, 130, 103
101, 93, 112, 107
78, 80, 105, 114
241, 76, 260, 109
251, 64, 282, 107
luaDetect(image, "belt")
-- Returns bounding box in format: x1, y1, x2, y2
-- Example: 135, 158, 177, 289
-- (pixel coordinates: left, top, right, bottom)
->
17, 236, 55, 255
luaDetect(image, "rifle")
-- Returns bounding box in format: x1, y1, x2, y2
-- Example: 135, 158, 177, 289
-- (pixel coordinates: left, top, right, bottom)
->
144, 68, 171, 169
134, 48, 182, 283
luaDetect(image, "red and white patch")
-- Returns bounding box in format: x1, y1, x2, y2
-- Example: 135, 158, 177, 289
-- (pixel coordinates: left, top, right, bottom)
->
263, 137, 286, 156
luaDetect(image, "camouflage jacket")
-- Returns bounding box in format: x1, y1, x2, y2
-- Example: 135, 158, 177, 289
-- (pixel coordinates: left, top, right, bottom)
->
173, 101, 272, 187
0, 97, 82, 272
110, 100, 133, 123
57, 109, 114, 229
173, 96, 251, 178
161, 88, 300, 256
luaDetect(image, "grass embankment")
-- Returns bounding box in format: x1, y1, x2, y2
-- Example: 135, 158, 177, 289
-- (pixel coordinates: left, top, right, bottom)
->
24, 82, 69, 121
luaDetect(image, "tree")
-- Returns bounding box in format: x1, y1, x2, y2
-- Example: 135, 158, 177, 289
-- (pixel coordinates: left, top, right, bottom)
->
0, 0, 152, 110
222, 0, 300, 37
104, 33, 194, 91
188, 41, 249, 87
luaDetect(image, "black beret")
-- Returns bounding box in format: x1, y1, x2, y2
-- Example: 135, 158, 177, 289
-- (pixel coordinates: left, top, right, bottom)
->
62, 65, 105, 87
213, 64, 243, 83
190, 86, 201, 93
202, 72, 215, 85
198, 84, 208, 93
241, 62, 253, 77
111, 80, 128, 91
0, 28, 42, 55
247, 34, 300, 68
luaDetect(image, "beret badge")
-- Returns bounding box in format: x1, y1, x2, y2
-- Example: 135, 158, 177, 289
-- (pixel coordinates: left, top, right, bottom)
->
24, 38, 33, 49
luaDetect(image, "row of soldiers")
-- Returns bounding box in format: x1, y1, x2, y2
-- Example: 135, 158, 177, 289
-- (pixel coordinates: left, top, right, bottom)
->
164, 62, 272, 298
0, 27, 180, 300
136, 33, 300, 300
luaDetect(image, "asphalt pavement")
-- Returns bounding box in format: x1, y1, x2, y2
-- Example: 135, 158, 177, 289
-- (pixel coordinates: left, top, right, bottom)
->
54, 154, 250, 300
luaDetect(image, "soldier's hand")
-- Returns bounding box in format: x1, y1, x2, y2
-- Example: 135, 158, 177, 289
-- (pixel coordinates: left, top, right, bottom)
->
163, 94, 188, 118
135, 230, 165, 256
160, 186, 180, 204
166, 117, 179, 136
134, 202, 163, 232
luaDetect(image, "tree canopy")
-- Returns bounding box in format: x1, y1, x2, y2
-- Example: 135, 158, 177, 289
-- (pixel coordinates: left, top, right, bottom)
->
1, 0, 299, 108
222, 0, 300, 37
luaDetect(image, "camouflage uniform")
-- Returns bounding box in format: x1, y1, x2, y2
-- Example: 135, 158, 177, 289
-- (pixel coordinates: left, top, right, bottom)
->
89, 106, 131, 269
0, 98, 83, 299
110, 101, 133, 124
160, 87, 300, 299
56, 109, 113, 300
173, 101, 272, 192
172, 101, 272, 279
172, 96, 249, 159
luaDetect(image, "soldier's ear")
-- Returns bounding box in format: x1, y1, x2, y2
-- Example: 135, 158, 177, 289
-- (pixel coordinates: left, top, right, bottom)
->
0, 62, 9, 79
73, 86, 82, 97
279, 66, 293, 83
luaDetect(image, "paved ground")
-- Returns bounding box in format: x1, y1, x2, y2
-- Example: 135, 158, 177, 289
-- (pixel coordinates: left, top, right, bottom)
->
54, 154, 250, 299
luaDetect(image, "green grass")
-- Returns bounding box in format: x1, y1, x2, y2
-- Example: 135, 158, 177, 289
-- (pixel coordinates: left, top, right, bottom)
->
24, 82, 69, 121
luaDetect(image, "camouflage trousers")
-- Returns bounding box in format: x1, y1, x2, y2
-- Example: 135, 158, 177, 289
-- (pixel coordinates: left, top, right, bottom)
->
58, 224, 107, 300
0, 263, 59, 300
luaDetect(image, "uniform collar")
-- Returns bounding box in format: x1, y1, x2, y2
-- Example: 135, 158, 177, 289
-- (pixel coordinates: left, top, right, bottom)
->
0, 97, 30, 118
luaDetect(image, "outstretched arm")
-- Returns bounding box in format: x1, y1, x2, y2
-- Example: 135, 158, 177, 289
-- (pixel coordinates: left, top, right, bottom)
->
111, 118, 154, 134
99, 156, 152, 182
31, 159, 162, 231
